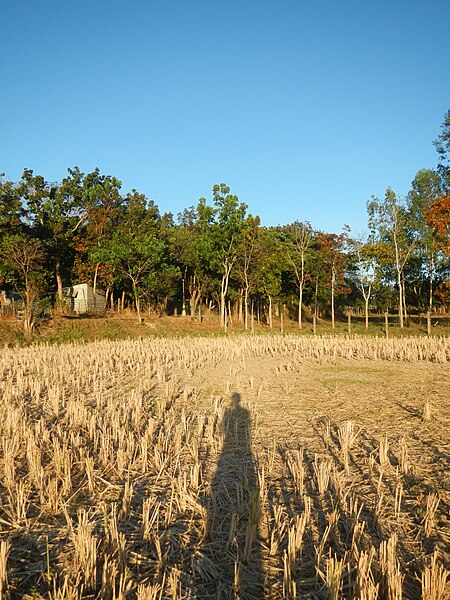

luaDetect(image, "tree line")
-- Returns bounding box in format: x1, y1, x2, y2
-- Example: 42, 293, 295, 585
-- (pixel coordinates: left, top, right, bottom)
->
1, 110, 449, 333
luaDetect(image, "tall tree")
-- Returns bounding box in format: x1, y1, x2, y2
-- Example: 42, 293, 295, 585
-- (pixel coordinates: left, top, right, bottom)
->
316, 229, 350, 328
427, 110, 450, 261
0, 233, 44, 332
20, 168, 86, 309
434, 108, 450, 191
351, 237, 378, 329
92, 191, 166, 323
407, 169, 442, 309
0, 174, 23, 238
70, 169, 124, 297
427, 194, 450, 256
283, 221, 313, 329
368, 189, 414, 327
207, 184, 247, 331
235, 214, 261, 330
173, 203, 216, 317
254, 228, 283, 328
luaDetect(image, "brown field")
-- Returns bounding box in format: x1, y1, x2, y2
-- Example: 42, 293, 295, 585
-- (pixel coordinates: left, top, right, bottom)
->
0, 335, 449, 599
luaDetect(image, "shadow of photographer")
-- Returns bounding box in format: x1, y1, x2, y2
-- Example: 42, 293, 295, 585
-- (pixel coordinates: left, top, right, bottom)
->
197, 392, 264, 599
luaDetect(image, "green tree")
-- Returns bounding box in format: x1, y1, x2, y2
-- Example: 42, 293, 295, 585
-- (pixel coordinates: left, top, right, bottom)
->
207, 184, 247, 331
351, 237, 379, 328
93, 191, 165, 323
368, 190, 414, 327
0, 174, 23, 239
434, 109, 450, 190
173, 203, 216, 317
282, 221, 314, 329
407, 169, 442, 309
20, 168, 87, 309
69, 169, 125, 301
254, 227, 283, 328
316, 229, 350, 328
0, 233, 44, 332
235, 214, 261, 329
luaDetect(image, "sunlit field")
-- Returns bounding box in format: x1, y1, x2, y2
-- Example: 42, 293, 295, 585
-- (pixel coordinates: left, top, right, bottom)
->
1, 335, 449, 599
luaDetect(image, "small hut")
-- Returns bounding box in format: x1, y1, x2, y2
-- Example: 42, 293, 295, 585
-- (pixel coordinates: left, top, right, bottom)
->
0, 289, 20, 315
63, 284, 106, 315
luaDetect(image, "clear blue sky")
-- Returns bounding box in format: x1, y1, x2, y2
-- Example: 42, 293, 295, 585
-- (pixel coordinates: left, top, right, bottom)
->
1, 0, 449, 234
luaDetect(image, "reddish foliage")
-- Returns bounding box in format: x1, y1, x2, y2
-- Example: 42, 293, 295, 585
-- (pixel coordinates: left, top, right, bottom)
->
433, 282, 450, 305
316, 231, 350, 295
427, 194, 450, 253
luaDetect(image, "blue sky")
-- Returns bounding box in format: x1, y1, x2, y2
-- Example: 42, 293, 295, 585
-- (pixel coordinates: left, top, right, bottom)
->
1, 0, 449, 234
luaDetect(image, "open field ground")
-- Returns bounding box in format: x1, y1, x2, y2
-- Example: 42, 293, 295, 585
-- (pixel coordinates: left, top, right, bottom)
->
0, 335, 449, 598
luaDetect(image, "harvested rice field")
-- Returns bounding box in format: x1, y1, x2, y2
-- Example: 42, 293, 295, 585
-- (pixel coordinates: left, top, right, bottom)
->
0, 335, 449, 599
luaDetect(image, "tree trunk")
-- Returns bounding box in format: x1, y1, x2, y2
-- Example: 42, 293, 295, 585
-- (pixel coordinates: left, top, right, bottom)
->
227, 300, 233, 326
331, 270, 336, 329
188, 274, 201, 317
133, 283, 142, 324
24, 281, 34, 334
365, 296, 369, 330
402, 278, 408, 322
238, 289, 243, 324
298, 284, 303, 329
55, 257, 63, 311
397, 268, 404, 328
393, 220, 405, 328
268, 295, 273, 329
92, 262, 100, 311
429, 256, 434, 310
244, 286, 249, 330
221, 263, 233, 331
314, 276, 319, 319
220, 276, 227, 328
93, 263, 99, 296
182, 272, 186, 315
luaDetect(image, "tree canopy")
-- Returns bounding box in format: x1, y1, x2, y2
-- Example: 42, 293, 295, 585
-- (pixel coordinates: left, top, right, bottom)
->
1, 109, 449, 330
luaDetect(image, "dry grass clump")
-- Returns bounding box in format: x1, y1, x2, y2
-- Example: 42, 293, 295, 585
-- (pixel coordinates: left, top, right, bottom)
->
0, 334, 449, 598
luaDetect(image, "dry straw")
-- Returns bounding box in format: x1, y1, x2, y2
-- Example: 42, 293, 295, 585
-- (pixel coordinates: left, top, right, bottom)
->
0, 334, 449, 597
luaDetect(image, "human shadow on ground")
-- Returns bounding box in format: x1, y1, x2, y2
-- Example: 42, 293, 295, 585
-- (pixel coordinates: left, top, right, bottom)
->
197, 392, 264, 599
